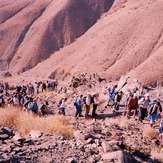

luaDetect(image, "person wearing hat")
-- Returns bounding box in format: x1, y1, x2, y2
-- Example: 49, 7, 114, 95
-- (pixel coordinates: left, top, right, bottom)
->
127, 92, 139, 119
139, 94, 150, 123
149, 101, 162, 127
113, 91, 123, 112
85, 93, 91, 118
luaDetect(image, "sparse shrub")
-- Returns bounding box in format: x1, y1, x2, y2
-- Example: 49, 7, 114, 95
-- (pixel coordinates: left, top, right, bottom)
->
143, 128, 159, 139
105, 117, 134, 128
0, 107, 73, 138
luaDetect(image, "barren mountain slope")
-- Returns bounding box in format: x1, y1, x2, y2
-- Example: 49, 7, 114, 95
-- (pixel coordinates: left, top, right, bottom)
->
0, 0, 114, 72
24, 0, 163, 84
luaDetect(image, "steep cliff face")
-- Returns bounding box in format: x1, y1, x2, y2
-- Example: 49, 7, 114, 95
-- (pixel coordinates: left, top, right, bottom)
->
0, 0, 114, 72
23, 0, 163, 84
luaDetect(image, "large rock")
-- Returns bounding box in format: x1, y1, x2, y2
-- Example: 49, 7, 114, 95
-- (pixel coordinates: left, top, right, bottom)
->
73, 131, 85, 143
0, 134, 9, 141
1, 127, 14, 137
102, 150, 137, 163
0, 155, 6, 162
13, 131, 25, 142
29, 130, 42, 140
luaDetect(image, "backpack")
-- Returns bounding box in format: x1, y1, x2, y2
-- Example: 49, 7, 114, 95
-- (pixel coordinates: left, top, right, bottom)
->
32, 103, 38, 111
74, 99, 78, 107
28, 102, 34, 110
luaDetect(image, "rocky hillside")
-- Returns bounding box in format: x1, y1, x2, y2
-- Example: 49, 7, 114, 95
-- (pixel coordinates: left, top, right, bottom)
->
0, 0, 113, 72
0, 0, 163, 85
23, 0, 163, 85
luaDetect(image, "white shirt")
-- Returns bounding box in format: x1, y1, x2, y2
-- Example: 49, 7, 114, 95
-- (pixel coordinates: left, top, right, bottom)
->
94, 96, 99, 105
142, 99, 150, 108
60, 100, 66, 108
86, 96, 91, 105
13, 97, 19, 105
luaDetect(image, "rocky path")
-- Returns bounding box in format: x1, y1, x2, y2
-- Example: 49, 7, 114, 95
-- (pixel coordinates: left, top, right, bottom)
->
0, 107, 162, 163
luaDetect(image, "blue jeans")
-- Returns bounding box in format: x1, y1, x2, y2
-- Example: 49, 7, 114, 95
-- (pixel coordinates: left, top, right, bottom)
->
75, 106, 82, 117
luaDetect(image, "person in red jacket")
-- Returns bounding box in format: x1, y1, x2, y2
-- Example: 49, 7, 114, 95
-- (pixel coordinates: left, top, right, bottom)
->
127, 93, 139, 119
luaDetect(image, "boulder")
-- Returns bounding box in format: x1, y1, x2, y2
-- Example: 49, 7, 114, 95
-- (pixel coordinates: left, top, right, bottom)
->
102, 150, 137, 163
0, 155, 6, 162
29, 130, 42, 140
73, 131, 85, 142
13, 132, 25, 142
1, 127, 14, 137
0, 134, 9, 141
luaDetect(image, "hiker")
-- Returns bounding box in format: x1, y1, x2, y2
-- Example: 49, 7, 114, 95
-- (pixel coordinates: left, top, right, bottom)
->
74, 95, 83, 118
127, 93, 139, 119
92, 93, 100, 118
36, 82, 40, 94
16, 85, 22, 93
113, 91, 123, 112
23, 95, 30, 110
107, 85, 117, 106
0, 94, 5, 108
42, 82, 46, 92
84, 93, 91, 118
149, 101, 162, 127
138, 94, 150, 122
51, 81, 55, 91
4, 82, 9, 96
22, 85, 27, 95
59, 98, 67, 116
159, 111, 163, 133
30, 99, 38, 114
13, 94, 20, 106
40, 101, 49, 116
55, 80, 58, 92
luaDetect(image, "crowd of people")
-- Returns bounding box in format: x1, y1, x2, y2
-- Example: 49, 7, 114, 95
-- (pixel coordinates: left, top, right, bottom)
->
0, 81, 58, 116
0, 80, 163, 145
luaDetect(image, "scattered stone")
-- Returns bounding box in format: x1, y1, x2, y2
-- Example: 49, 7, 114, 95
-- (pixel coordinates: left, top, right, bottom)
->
0, 134, 9, 140
13, 132, 25, 142
102, 150, 137, 163
86, 138, 94, 144
0, 155, 6, 162
30, 130, 42, 140
1, 127, 14, 137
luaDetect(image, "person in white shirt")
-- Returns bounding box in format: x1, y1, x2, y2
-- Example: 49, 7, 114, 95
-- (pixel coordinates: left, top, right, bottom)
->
85, 93, 91, 118
13, 94, 20, 106
59, 98, 67, 116
139, 94, 150, 122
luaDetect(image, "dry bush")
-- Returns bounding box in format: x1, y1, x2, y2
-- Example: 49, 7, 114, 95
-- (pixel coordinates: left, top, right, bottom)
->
143, 128, 159, 139
105, 117, 134, 128
151, 150, 163, 162
0, 107, 73, 138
